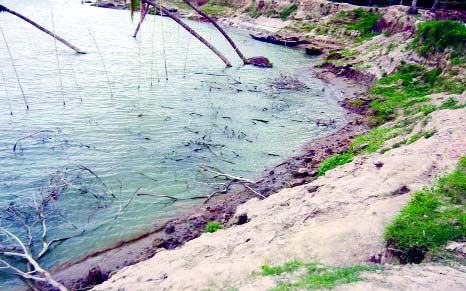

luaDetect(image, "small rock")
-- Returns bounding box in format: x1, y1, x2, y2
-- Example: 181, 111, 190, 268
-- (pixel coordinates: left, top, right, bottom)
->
293, 167, 309, 178
152, 238, 165, 248
289, 178, 306, 187
309, 170, 318, 177
87, 265, 105, 285
164, 224, 175, 234
305, 45, 323, 56
398, 185, 410, 195
306, 185, 319, 193
237, 213, 249, 225
374, 161, 384, 168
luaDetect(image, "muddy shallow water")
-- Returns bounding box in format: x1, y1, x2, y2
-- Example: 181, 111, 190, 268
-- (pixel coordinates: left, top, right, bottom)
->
0, 0, 345, 289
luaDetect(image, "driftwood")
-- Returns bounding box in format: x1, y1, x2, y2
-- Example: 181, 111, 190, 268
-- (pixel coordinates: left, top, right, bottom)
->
0, 5, 85, 54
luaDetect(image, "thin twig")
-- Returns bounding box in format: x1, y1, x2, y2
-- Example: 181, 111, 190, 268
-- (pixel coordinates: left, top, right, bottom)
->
200, 166, 254, 183
51, 10, 65, 106
244, 184, 266, 199
88, 30, 113, 98
0, 23, 28, 110
0, 68, 13, 115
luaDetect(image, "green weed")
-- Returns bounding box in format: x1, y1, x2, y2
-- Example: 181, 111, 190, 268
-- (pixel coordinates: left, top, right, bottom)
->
205, 221, 223, 233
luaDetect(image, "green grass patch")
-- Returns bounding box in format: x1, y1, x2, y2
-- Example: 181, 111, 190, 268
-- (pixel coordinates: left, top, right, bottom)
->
205, 221, 223, 233
318, 153, 354, 176
391, 139, 407, 149
341, 48, 358, 58
406, 133, 422, 144
336, 8, 382, 41
401, 97, 431, 108
261, 261, 381, 291
262, 261, 304, 276
347, 98, 364, 107
413, 20, 466, 59
279, 4, 298, 20
300, 22, 315, 32
405, 104, 437, 116
200, 3, 227, 17
368, 64, 466, 125
439, 98, 466, 110
384, 157, 466, 263
350, 126, 406, 154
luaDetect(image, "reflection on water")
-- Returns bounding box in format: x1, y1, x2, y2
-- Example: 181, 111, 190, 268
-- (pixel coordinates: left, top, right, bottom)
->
0, 0, 345, 288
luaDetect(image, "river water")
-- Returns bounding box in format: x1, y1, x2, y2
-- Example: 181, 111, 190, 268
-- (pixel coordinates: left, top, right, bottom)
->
0, 0, 345, 289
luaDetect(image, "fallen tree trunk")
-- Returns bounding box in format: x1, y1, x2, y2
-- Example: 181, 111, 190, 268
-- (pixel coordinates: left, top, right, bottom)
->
141, 0, 232, 67
0, 4, 85, 54
184, 0, 272, 67
133, 3, 149, 38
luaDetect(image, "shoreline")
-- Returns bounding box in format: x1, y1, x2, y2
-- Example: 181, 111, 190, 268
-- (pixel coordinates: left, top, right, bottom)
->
48, 59, 373, 290
25, 2, 466, 290
21, 2, 375, 290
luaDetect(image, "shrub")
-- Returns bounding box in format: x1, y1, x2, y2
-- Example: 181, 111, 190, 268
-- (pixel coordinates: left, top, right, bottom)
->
413, 20, 466, 59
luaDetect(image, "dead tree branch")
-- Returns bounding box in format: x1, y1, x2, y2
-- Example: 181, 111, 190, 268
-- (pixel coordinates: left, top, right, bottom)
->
0, 5, 85, 54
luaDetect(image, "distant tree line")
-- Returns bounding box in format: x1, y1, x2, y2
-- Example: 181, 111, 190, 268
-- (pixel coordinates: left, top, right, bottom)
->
329, 0, 466, 11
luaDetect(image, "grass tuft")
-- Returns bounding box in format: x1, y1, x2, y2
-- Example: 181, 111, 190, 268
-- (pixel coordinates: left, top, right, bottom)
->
205, 221, 223, 233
